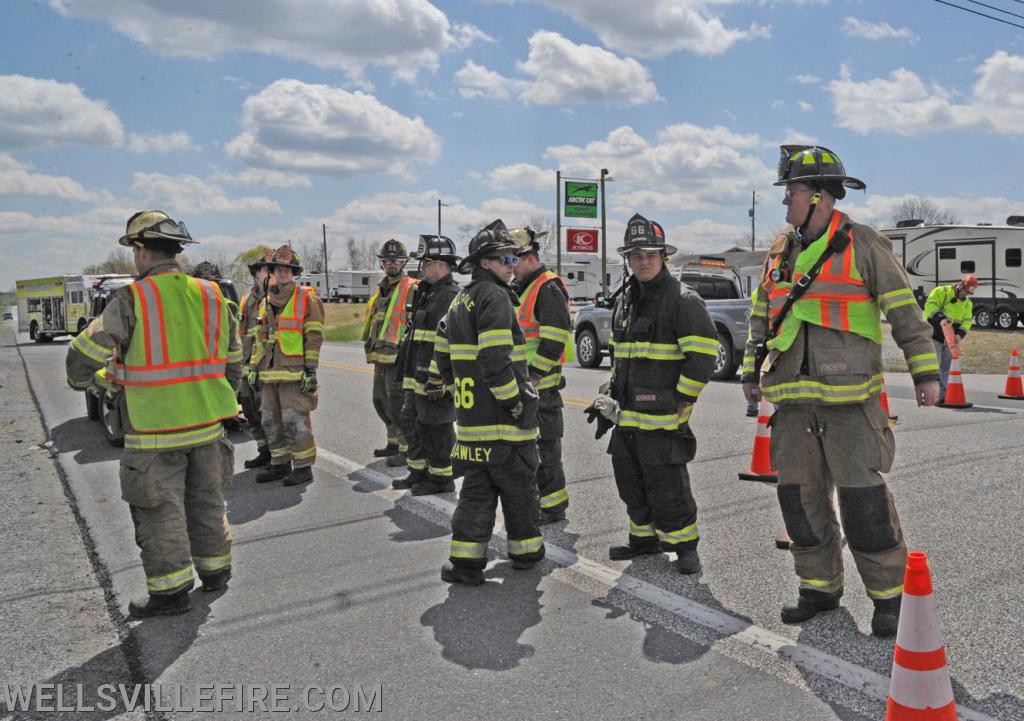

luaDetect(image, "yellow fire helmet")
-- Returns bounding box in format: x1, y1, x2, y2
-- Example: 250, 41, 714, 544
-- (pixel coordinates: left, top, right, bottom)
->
118, 210, 196, 248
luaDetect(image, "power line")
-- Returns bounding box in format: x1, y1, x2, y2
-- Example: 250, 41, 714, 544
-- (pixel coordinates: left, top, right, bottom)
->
960, 0, 1024, 20
929, 0, 1024, 29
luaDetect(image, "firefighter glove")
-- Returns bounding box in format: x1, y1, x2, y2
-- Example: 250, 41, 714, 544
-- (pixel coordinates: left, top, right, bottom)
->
507, 399, 525, 420
300, 370, 318, 393
425, 381, 447, 402
244, 367, 259, 389
584, 395, 619, 439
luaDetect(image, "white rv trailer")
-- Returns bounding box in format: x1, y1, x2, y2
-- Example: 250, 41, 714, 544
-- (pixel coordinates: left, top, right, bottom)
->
300, 270, 386, 302
543, 254, 624, 301
880, 216, 1024, 330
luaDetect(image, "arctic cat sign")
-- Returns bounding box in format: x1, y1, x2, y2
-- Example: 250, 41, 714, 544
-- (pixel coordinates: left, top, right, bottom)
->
564, 181, 598, 219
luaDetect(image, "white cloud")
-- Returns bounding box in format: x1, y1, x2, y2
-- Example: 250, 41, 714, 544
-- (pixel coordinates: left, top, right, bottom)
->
542, 123, 777, 213
487, 163, 554, 191
798, 101, 814, 112
212, 168, 313, 189
0, 75, 123, 149
829, 52, 1024, 136
131, 173, 281, 214
225, 79, 440, 179
127, 131, 198, 154
841, 17, 918, 42
456, 31, 659, 106
842, 193, 1020, 229
668, 218, 752, 252
791, 74, 821, 85
50, 0, 488, 82
0, 153, 102, 202
537, 0, 770, 58
771, 100, 786, 111
451, 23, 496, 49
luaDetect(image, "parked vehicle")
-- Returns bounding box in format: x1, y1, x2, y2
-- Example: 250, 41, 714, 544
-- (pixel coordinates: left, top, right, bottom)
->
572, 258, 750, 380
881, 216, 1024, 330
15, 275, 93, 341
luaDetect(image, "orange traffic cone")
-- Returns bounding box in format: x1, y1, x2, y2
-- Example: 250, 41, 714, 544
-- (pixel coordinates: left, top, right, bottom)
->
880, 376, 898, 425
937, 355, 972, 409
998, 348, 1024, 400
739, 399, 777, 483
885, 552, 957, 721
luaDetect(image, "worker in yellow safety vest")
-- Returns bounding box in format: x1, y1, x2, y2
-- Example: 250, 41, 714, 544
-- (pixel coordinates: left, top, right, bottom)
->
510, 226, 574, 524
248, 246, 325, 486
923, 274, 977, 403
66, 210, 242, 618
238, 250, 274, 468
741, 145, 941, 637
362, 239, 419, 467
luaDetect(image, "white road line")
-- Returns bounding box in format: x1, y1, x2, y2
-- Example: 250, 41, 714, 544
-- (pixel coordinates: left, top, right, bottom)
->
316, 447, 996, 721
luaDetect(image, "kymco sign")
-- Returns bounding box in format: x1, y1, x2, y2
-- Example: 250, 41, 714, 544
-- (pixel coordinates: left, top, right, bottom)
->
566, 228, 599, 253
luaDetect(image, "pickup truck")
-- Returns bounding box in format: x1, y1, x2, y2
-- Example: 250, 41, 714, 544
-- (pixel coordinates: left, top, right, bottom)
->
572, 262, 750, 381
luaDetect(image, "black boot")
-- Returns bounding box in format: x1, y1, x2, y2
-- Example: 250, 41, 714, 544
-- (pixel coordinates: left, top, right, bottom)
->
411, 480, 455, 496
781, 589, 842, 624
609, 543, 662, 561
243, 447, 272, 469
255, 462, 291, 483
538, 508, 566, 526
199, 568, 231, 593
871, 596, 902, 638
392, 473, 422, 490
373, 443, 399, 457
385, 452, 407, 468
675, 546, 702, 575
441, 562, 484, 586
128, 589, 191, 619
283, 466, 314, 486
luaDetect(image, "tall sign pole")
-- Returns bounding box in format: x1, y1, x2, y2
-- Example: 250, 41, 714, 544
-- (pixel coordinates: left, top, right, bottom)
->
555, 170, 562, 275
322, 224, 330, 300
438, 199, 442, 237
600, 168, 609, 297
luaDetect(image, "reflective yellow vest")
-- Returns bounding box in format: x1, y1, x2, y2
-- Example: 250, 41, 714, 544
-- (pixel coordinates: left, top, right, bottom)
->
362, 276, 419, 363
517, 270, 575, 365
109, 273, 236, 447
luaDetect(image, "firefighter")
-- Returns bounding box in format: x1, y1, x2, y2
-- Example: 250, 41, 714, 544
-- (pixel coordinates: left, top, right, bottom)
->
393, 235, 462, 495
238, 250, 274, 468
741, 145, 941, 637
587, 214, 718, 575
510, 226, 573, 524
362, 239, 419, 467
248, 246, 324, 486
924, 274, 977, 403
433, 219, 543, 585
66, 210, 241, 617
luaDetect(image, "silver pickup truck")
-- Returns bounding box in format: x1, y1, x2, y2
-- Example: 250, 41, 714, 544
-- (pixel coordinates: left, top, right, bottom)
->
573, 263, 750, 380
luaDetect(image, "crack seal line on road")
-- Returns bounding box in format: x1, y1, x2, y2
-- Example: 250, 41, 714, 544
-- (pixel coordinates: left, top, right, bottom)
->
316, 445, 998, 721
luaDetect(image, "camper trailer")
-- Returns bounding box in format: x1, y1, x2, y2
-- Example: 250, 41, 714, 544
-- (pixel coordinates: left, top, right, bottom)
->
881, 216, 1024, 330
544, 254, 624, 301
300, 270, 386, 302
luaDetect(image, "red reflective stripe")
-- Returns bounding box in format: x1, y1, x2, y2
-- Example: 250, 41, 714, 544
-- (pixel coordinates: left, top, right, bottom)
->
885, 698, 957, 720
816, 273, 864, 286
133, 283, 153, 367
117, 358, 227, 370
213, 285, 222, 357
148, 278, 170, 366
839, 300, 850, 331
802, 292, 872, 302
200, 278, 211, 357
894, 645, 948, 672
820, 300, 830, 327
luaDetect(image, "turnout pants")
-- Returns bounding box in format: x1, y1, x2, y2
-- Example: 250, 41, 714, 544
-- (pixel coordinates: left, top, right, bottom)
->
933, 340, 953, 399
261, 381, 317, 468
238, 376, 267, 449
401, 390, 456, 486
119, 437, 234, 595
609, 427, 699, 556
770, 402, 906, 600
449, 443, 543, 570
536, 392, 568, 514
373, 363, 407, 452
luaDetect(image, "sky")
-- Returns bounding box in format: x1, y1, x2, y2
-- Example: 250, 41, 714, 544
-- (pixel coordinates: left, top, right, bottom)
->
1, 0, 1023, 289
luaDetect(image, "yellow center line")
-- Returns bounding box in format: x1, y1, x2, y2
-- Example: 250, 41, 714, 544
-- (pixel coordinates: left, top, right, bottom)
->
321, 358, 594, 406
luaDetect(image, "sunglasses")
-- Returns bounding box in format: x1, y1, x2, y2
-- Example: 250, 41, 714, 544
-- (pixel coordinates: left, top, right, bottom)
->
783, 188, 816, 200
484, 255, 520, 267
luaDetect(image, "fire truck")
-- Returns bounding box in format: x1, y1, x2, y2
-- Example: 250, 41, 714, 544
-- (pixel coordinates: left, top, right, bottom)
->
14, 275, 95, 342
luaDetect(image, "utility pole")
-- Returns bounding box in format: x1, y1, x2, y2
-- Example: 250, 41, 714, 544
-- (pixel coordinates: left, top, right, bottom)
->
748, 191, 757, 295
438, 199, 442, 237
600, 168, 609, 297
322, 224, 330, 301
555, 170, 562, 275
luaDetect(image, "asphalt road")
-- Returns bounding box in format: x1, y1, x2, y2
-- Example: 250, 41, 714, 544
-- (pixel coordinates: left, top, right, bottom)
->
11, 331, 1024, 720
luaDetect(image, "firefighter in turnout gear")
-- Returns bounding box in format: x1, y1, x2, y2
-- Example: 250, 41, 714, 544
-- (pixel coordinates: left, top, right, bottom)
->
66, 210, 241, 618
742, 145, 941, 637
593, 214, 718, 575
362, 239, 419, 466
239, 250, 274, 469
250, 246, 325, 486
510, 226, 574, 524
924, 274, 977, 403
392, 235, 462, 495
433, 219, 543, 585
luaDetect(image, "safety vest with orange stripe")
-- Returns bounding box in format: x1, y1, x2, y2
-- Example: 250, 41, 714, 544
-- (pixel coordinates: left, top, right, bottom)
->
516, 270, 575, 393
109, 273, 237, 435
764, 210, 882, 353
254, 284, 322, 382
362, 275, 419, 364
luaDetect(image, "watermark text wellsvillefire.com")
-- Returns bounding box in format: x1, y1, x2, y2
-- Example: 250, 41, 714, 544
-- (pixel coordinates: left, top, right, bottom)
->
2, 682, 383, 713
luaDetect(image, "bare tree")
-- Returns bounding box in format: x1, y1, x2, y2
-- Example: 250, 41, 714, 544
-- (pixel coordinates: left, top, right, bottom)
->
527, 214, 555, 254
83, 249, 135, 275
890, 196, 961, 226
344, 237, 378, 270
